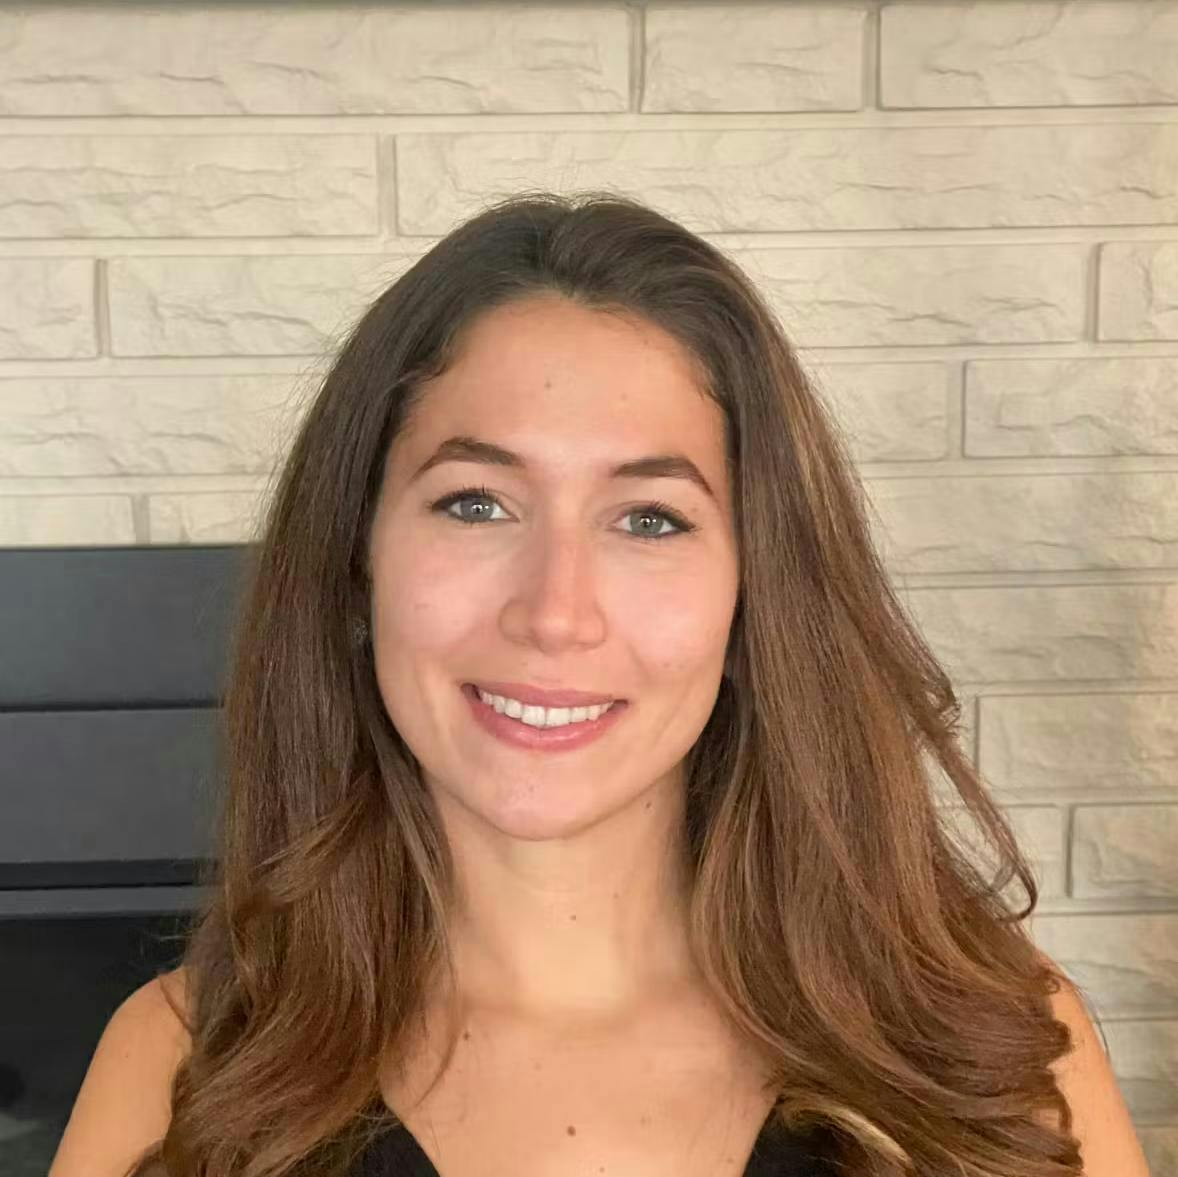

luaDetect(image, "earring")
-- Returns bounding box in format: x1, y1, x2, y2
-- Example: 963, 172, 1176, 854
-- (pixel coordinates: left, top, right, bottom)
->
352, 617, 369, 646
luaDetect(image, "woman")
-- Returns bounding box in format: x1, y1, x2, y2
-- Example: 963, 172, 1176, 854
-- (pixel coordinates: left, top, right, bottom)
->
50, 192, 1147, 1177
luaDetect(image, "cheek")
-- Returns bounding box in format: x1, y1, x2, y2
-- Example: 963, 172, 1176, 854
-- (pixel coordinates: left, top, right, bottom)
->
380, 589, 472, 654
370, 517, 738, 672
618, 574, 735, 678
370, 538, 486, 653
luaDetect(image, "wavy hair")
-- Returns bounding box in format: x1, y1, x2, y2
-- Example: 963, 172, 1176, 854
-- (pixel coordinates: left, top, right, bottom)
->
129, 191, 1082, 1177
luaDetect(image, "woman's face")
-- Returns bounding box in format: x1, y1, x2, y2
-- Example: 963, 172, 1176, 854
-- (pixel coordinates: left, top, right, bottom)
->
367, 294, 740, 840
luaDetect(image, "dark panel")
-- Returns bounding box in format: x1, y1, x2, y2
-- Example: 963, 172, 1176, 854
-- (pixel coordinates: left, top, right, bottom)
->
0, 911, 191, 1170
0, 708, 222, 874
0, 544, 254, 708
0, 859, 207, 889
0, 886, 210, 918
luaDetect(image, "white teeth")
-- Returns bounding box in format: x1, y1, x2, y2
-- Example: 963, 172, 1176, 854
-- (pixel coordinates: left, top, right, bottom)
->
474, 687, 613, 728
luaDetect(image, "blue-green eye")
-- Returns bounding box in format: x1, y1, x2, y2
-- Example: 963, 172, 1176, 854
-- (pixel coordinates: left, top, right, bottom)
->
428, 485, 696, 542
620, 501, 693, 540
430, 486, 507, 527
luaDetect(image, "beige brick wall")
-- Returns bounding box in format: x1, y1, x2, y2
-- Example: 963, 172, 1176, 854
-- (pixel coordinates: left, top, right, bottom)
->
0, 1, 1175, 1161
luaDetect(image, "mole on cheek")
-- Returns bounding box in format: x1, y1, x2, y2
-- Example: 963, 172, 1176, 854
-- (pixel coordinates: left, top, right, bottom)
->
567, 1125, 576, 1136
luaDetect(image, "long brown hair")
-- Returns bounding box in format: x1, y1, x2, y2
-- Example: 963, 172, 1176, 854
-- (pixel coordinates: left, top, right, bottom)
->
130, 190, 1082, 1177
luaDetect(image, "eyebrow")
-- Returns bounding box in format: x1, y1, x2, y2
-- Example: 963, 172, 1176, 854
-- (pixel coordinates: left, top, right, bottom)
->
409, 434, 716, 502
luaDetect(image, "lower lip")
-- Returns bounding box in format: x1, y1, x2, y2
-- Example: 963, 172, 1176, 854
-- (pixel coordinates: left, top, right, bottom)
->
462, 683, 629, 752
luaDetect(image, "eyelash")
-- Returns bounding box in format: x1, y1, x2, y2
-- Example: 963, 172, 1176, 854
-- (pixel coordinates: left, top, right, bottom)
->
428, 484, 697, 542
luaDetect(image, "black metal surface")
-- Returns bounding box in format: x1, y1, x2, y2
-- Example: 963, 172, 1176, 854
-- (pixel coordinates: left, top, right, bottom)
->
0, 545, 251, 917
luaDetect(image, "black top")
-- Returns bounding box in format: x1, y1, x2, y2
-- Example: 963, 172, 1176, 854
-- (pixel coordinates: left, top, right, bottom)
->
352, 1106, 838, 1176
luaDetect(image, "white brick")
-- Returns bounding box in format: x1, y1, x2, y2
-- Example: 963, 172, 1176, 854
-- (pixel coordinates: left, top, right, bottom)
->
0, 495, 134, 545
0, 258, 95, 359
108, 254, 415, 357
1140, 1127, 1178, 1173
866, 472, 1178, 574
1103, 1020, 1178, 1120
979, 693, 1178, 798
1099, 241, 1178, 342
804, 362, 949, 461
1029, 913, 1178, 1016
0, 5, 628, 117
0, 136, 377, 238
149, 490, 271, 543
395, 124, 1178, 235
643, 3, 866, 112
940, 804, 1066, 903
1073, 805, 1178, 899
882, 1, 1178, 108
907, 584, 1178, 684
923, 692, 979, 804
756, 244, 1085, 348
965, 357, 1178, 456
0, 375, 307, 476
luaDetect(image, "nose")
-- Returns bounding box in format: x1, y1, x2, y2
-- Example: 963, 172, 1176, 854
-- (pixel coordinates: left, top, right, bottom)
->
499, 520, 607, 655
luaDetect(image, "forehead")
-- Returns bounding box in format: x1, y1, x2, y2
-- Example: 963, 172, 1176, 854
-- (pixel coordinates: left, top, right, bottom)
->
391, 296, 727, 480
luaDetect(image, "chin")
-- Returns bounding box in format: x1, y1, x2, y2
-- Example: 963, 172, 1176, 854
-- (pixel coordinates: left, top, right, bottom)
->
455, 785, 623, 842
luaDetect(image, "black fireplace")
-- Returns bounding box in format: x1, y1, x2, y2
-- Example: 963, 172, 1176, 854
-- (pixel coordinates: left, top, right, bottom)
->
0, 545, 249, 1172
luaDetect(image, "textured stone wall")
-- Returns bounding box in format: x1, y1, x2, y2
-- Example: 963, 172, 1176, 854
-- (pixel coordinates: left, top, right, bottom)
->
0, 1, 1175, 1163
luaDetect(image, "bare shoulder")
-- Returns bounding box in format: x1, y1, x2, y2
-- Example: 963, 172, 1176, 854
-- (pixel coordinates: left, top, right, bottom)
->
1034, 952, 1151, 1177
48, 966, 193, 1177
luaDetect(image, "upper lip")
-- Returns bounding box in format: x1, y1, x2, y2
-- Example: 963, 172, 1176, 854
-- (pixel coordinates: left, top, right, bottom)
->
468, 681, 621, 707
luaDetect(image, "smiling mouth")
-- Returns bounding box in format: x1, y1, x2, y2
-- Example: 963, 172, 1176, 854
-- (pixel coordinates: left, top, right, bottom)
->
460, 681, 628, 747
463, 683, 624, 722
463, 682, 624, 709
